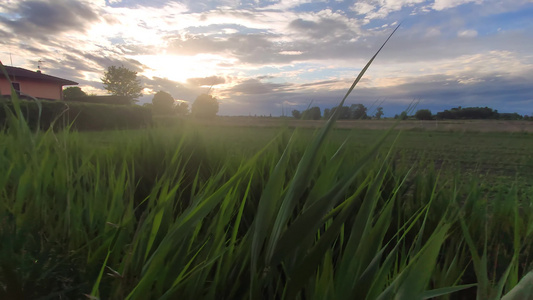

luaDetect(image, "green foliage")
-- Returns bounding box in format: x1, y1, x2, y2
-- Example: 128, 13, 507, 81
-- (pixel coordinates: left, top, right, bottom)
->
436, 106, 498, 120
101, 66, 143, 101
301, 106, 321, 120
375, 107, 384, 119
292, 109, 301, 119
64, 95, 133, 105
152, 91, 175, 114
175, 102, 189, 115
63, 86, 87, 100
192, 94, 218, 118
415, 109, 433, 120
350, 103, 368, 119
0, 100, 151, 131
2, 26, 533, 300
323, 104, 368, 120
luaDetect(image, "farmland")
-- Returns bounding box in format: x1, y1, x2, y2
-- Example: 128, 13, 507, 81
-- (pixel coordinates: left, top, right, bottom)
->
2, 109, 532, 299
151, 117, 533, 187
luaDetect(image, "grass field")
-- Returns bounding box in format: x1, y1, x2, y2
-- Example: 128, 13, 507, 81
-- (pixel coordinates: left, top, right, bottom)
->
2, 37, 533, 298
188, 116, 533, 132
0, 121, 516, 299
2, 109, 533, 299
150, 118, 533, 187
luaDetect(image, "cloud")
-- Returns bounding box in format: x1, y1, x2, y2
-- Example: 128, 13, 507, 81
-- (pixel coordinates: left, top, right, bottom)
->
288, 17, 350, 39
226, 78, 292, 95
187, 76, 226, 86
0, 0, 101, 38
352, 3, 376, 15
432, 0, 482, 11
142, 76, 204, 102
0, 0, 531, 118
458, 29, 478, 38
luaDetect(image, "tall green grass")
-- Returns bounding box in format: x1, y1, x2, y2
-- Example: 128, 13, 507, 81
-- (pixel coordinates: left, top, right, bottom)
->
1, 28, 533, 299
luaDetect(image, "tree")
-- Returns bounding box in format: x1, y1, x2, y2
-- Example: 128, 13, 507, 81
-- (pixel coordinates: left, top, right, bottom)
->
63, 86, 87, 100
375, 107, 384, 120
302, 106, 321, 120
415, 109, 432, 120
175, 102, 189, 115
330, 106, 351, 119
292, 109, 302, 119
350, 104, 368, 119
399, 111, 408, 120
101, 66, 143, 102
152, 91, 175, 114
192, 94, 218, 118
323, 108, 331, 119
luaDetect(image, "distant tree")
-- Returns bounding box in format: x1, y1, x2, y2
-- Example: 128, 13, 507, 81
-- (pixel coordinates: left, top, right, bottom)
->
350, 104, 368, 119
101, 66, 143, 102
152, 91, 175, 114
330, 106, 351, 119
375, 107, 384, 120
302, 106, 321, 120
399, 111, 408, 120
63, 86, 87, 100
415, 109, 432, 120
323, 108, 331, 119
292, 109, 302, 119
499, 113, 523, 120
436, 106, 499, 120
192, 94, 218, 118
175, 102, 189, 115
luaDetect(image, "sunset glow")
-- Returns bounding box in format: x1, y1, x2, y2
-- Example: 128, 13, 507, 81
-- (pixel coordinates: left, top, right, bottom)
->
0, 0, 531, 116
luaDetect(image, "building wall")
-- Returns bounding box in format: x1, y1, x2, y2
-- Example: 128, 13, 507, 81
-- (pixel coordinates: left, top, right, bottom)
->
0, 78, 63, 100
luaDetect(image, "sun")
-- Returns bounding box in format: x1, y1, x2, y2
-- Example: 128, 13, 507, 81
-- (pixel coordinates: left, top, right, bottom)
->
132, 53, 232, 84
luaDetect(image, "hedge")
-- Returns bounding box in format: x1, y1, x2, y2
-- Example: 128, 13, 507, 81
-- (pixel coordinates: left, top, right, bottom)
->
65, 95, 133, 105
0, 100, 152, 131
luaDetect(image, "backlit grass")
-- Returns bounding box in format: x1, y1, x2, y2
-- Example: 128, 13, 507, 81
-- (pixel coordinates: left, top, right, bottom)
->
1, 28, 533, 299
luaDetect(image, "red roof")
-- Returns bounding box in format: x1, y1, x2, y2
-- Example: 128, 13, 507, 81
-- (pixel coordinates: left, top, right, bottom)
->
2, 66, 78, 86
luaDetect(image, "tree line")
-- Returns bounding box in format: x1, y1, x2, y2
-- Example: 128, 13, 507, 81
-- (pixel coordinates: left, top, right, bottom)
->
292, 104, 384, 120
63, 65, 219, 118
291, 105, 531, 121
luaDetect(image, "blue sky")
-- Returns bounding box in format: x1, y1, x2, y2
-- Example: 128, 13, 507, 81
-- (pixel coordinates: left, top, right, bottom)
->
0, 0, 532, 117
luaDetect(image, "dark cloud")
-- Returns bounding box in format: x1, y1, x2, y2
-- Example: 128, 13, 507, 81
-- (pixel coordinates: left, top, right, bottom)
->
187, 76, 226, 86
219, 72, 533, 117
289, 17, 351, 39
300, 79, 344, 88
168, 33, 280, 63
0, 0, 100, 39
227, 78, 292, 95
85, 54, 146, 73
143, 76, 204, 101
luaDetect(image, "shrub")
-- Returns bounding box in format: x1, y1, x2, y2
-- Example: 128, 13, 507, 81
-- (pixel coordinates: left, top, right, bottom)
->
415, 109, 432, 120
152, 91, 175, 114
63, 87, 87, 100
192, 94, 218, 118
0, 100, 151, 131
65, 95, 133, 105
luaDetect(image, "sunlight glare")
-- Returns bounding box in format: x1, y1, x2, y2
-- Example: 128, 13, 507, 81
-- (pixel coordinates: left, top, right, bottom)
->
133, 54, 231, 83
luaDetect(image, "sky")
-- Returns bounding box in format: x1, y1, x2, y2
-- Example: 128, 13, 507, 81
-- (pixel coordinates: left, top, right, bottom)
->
0, 0, 532, 117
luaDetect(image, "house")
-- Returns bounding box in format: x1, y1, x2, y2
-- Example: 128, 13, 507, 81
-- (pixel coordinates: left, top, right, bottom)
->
0, 66, 78, 100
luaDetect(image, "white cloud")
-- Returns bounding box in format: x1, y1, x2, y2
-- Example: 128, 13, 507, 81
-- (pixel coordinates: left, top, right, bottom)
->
432, 0, 483, 11
279, 51, 303, 55
350, 0, 427, 19
352, 3, 375, 15
425, 27, 441, 37
457, 29, 478, 38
